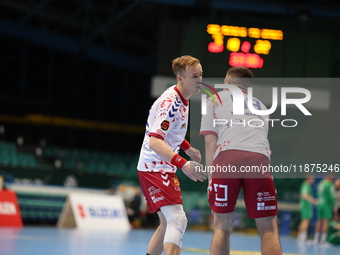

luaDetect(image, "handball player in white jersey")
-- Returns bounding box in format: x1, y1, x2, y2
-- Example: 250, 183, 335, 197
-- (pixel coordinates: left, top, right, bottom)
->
137, 55, 207, 255
200, 66, 282, 255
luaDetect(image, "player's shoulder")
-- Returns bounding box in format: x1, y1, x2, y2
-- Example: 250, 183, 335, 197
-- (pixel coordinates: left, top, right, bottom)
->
159, 85, 177, 100
154, 85, 179, 108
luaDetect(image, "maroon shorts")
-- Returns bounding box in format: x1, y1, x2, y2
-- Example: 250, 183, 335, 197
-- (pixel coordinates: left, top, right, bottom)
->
208, 150, 278, 218
138, 171, 182, 213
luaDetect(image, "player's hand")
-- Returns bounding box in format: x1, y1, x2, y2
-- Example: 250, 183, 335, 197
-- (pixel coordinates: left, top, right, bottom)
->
184, 147, 201, 163
182, 161, 207, 182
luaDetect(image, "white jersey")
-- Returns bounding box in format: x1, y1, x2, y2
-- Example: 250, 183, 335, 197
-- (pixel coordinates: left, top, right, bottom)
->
137, 85, 189, 173
200, 89, 271, 160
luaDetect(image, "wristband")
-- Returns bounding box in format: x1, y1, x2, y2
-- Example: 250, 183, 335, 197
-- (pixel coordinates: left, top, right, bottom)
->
180, 139, 191, 151
171, 154, 188, 170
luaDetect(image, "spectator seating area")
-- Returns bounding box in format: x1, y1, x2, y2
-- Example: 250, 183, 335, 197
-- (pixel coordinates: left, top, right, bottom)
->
17, 192, 66, 224
41, 146, 138, 175
0, 140, 138, 177
0, 141, 38, 168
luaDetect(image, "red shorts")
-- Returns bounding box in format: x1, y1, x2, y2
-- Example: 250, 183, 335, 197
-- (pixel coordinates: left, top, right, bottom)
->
208, 150, 278, 218
138, 171, 182, 213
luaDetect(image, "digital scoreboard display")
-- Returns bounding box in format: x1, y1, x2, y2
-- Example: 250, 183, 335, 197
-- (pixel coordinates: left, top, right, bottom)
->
175, 17, 334, 77
206, 24, 284, 68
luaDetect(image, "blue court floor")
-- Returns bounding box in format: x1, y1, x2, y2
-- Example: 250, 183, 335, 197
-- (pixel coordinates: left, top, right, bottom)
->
0, 227, 339, 255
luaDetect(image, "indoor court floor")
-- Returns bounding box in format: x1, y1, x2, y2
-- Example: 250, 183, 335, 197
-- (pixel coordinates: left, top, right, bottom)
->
0, 227, 339, 255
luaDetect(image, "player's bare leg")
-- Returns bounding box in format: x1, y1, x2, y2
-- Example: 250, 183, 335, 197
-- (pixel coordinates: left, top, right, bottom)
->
210, 211, 234, 255
313, 219, 321, 243
297, 219, 310, 242
255, 216, 282, 255
146, 211, 166, 255
164, 243, 180, 255
298, 219, 310, 233
320, 219, 329, 244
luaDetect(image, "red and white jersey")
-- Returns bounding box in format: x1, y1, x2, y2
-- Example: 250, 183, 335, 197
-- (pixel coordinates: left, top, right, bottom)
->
137, 85, 189, 173
200, 89, 271, 160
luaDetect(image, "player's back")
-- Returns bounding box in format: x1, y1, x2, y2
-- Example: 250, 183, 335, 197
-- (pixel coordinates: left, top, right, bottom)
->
213, 89, 271, 158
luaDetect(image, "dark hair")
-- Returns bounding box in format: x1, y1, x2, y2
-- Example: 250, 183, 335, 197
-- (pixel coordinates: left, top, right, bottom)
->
226, 66, 253, 87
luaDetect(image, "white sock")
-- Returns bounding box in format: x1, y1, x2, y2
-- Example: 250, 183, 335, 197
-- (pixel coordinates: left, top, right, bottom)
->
321, 233, 327, 242
314, 232, 320, 243
297, 231, 307, 242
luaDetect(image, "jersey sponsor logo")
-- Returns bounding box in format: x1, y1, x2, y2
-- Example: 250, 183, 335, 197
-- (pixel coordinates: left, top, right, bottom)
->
148, 186, 155, 192
263, 196, 276, 201
151, 196, 164, 204
156, 129, 166, 137
257, 202, 276, 211
257, 202, 265, 210
173, 177, 180, 186
214, 184, 228, 202
257, 191, 275, 203
148, 186, 161, 196
161, 120, 170, 131
215, 202, 228, 207
0, 202, 17, 215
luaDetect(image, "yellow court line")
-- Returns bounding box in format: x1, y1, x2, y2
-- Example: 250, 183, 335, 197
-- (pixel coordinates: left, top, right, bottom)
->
182, 247, 309, 255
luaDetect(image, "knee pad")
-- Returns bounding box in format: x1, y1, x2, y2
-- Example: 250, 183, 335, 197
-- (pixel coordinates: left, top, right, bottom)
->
161, 204, 188, 248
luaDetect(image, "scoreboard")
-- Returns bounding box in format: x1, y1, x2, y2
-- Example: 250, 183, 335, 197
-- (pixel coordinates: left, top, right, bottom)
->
207, 24, 283, 68
178, 17, 336, 77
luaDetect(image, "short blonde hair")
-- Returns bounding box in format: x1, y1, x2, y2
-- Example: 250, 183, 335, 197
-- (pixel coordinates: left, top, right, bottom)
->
172, 55, 200, 76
